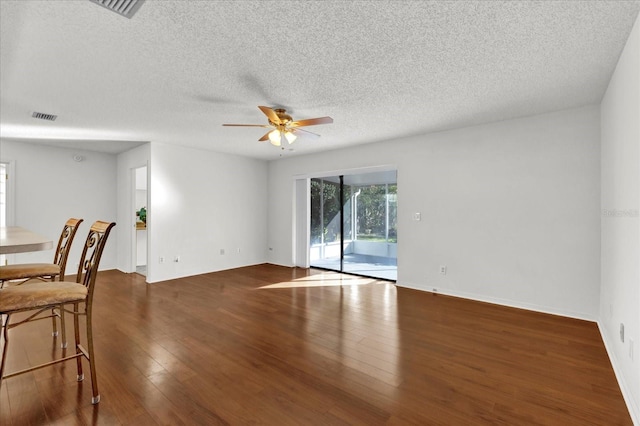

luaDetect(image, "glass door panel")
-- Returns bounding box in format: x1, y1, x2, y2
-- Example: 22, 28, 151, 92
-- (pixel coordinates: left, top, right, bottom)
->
310, 177, 341, 271
343, 178, 397, 280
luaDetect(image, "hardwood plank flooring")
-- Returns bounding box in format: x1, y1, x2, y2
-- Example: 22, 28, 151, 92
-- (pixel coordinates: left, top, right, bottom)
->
0, 264, 632, 425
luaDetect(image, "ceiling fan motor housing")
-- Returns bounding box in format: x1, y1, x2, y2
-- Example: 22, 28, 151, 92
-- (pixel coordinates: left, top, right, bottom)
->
272, 109, 292, 126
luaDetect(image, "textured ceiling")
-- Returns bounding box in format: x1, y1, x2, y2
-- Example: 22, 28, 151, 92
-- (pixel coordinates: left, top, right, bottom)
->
1, 1, 638, 160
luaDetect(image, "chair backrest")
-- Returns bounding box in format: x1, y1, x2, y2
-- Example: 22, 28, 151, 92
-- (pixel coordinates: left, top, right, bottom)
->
75, 221, 116, 298
53, 218, 84, 281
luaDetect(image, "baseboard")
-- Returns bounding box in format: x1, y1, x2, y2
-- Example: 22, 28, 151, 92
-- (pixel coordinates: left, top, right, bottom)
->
396, 281, 596, 322
145, 261, 267, 284
598, 321, 640, 426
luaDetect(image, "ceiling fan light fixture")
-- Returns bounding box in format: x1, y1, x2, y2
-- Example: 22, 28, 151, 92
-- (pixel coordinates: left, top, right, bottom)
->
284, 131, 297, 144
268, 130, 282, 146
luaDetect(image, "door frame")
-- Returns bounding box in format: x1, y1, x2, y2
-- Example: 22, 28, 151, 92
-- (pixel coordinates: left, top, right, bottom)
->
131, 165, 148, 275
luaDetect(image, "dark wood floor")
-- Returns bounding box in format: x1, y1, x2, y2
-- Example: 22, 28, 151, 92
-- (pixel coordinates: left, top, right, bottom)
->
0, 264, 631, 425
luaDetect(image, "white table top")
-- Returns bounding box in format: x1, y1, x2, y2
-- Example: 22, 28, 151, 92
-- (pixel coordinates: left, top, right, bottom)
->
0, 226, 54, 254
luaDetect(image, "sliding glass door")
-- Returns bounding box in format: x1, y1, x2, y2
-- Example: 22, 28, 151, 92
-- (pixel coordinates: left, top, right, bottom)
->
310, 171, 397, 281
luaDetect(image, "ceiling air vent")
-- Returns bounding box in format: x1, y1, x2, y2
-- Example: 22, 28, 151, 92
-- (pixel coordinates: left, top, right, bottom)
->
88, 0, 146, 19
32, 111, 57, 121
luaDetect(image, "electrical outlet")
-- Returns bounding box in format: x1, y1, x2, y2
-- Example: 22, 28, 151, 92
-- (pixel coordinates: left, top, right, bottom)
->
620, 323, 625, 343
439, 265, 447, 275
432, 288, 438, 293
413, 212, 421, 221
237, 248, 241, 253
220, 249, 225, 255
159, 257, 164, 264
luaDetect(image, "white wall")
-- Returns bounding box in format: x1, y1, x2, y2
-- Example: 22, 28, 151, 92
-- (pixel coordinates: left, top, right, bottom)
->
0, 140, 118, 273
268, 105, 601, 320
148, 143, 268, 283
116, 143, 150, 274
600, 14, 640, 425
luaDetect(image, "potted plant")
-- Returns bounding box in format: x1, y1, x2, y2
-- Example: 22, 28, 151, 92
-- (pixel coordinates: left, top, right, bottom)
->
136, 207, 147, 224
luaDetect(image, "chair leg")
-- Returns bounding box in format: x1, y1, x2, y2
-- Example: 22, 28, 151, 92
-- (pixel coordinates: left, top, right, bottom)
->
85, 302, 100, 404
73, 302, 83, 382
49, 276, 61, 339
0, 314, 11, 388
59, 304, 67, 349
51, 307, 59, 337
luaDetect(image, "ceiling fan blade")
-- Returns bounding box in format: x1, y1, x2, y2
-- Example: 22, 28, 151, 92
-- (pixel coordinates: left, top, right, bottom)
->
222, 124, 270, 127
258, 106, 282, 124
258, 131, 272, 142
292, 128, 320, 138
289, 116, 333, 127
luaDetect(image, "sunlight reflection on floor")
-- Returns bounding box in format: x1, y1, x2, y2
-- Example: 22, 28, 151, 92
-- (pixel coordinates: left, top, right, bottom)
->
258, 272, 380, 289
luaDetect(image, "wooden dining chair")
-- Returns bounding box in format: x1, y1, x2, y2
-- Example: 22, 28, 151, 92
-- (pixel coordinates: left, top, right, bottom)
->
0, 218, 83, 346
0, 220, 115, 405
0, 218, 83, 286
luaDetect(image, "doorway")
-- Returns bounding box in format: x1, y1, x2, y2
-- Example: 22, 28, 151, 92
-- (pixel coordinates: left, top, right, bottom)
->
0, 162, 8, 266
309, 170, 397, 281
134, 166, 147, 276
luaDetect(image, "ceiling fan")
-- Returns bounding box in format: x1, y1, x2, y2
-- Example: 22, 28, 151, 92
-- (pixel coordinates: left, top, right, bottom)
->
223, 106, 333, 147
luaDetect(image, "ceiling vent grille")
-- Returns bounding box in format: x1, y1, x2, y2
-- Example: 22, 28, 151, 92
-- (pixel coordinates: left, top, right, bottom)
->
32, 111, 57, 121
88, 0, 145, 19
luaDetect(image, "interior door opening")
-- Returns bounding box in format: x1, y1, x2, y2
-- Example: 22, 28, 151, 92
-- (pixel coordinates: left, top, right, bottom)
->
0, 162, 8, 266
309, 170, 397, 281
134, 166, 147, 276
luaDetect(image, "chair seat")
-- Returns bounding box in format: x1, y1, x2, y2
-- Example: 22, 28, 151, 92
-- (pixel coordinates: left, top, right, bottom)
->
0, 281, 87, 313
0, 264, 61, 281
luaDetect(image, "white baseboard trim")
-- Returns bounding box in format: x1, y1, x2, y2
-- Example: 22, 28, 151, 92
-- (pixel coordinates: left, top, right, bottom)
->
598, 321, 639, 426
396, 281, 596, 322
